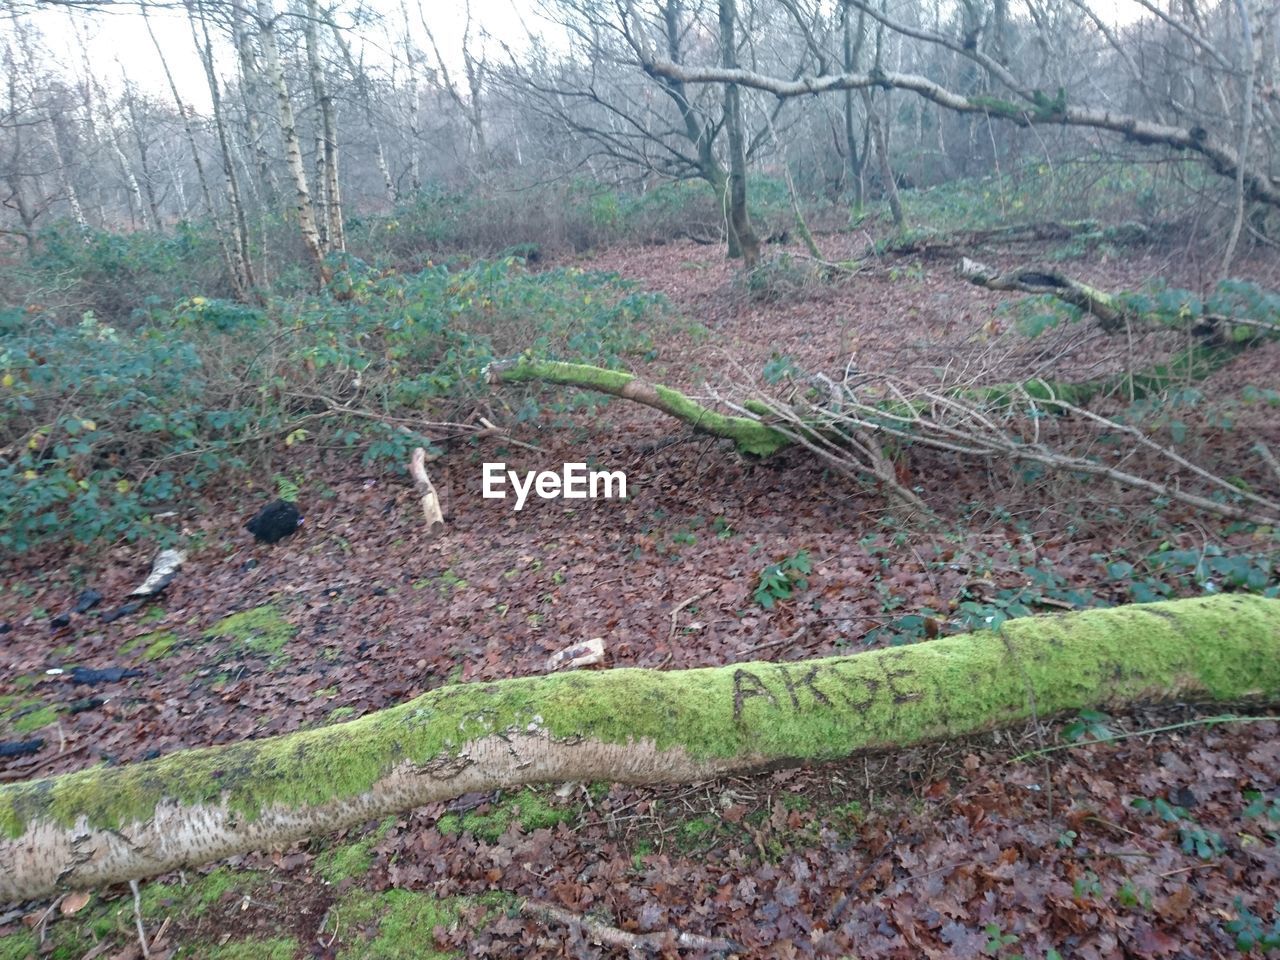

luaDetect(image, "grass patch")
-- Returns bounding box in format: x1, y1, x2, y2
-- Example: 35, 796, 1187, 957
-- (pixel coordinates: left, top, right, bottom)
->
12, 704, 61, 734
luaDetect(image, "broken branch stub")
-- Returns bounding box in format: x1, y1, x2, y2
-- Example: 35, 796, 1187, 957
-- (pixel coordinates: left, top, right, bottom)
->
409, 447, 444, 536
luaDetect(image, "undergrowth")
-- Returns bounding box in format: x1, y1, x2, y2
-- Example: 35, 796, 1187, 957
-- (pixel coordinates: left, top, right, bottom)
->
0, 257, 663, 552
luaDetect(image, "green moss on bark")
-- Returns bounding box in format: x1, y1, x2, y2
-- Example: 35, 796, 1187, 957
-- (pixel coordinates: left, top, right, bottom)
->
488, 357, 791, 456
1, 596, 1276, 849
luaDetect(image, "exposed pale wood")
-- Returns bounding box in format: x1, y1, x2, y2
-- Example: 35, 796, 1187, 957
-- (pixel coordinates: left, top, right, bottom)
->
409, 447, 444, 535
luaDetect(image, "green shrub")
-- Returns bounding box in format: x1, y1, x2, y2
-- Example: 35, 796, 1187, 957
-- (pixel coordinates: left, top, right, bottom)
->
753, 550, 812, 609
0, 258, 662, 552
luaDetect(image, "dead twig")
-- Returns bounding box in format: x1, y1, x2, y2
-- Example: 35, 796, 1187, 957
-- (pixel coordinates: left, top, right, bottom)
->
129, 879, 150, 959
519, 899, 737, 955
669, 587, 714, 641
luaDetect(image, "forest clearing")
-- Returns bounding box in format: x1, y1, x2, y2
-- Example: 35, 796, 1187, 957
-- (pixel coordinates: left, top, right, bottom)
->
2, 0, 1280, 956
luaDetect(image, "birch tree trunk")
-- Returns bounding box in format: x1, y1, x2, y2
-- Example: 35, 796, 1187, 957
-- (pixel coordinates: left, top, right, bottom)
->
305, 0, 344, 252
46, 121, 89, 237
1, 596, 1276, 902
256, 0, 327, 277
120, 79, 164, 229
231, 0, 279, 210
190, 0, 256, 294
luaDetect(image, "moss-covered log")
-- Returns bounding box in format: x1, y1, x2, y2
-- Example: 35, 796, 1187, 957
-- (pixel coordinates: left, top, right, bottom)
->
2, 595, 1278, 902
957, 257, 1277, 344
958, 257, 1134, 331
965, 342, 1243, 408
485, 357, 791, 455
883, 220, 1149, 257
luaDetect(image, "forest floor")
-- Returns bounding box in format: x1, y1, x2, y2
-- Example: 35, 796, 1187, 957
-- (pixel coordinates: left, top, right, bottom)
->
2, 231, 1279, 958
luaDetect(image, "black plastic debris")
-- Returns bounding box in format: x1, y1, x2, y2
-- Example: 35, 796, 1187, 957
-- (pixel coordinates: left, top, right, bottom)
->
0, 739, 44, 758
246, 499, 303, 544
100, 601, 143, 624
70, 666, 144, 685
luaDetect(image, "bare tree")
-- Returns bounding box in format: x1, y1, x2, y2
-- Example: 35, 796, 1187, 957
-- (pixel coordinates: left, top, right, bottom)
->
638, 0, 1280, 214
254, 0, 327, 276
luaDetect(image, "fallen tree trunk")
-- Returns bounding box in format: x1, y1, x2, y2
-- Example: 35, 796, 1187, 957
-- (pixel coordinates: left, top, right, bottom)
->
957, 258, 1280, 341
485, 357, 791, 456
488, 357, 1276, 523
961, 342, 1242, 408
1, 595, 1278, 902
884, 221, 1149, 258
957, 257, 1135, 332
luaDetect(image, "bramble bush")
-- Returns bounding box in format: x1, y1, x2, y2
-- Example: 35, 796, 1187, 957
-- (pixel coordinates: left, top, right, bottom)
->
0, 257, 663, 552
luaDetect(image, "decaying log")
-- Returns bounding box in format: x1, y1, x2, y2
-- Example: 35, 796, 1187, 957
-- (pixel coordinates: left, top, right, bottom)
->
883, 220, 1149, 257
1, 595, 1277, 901
957, 257, 1280, 341
957, 257, 1133, 331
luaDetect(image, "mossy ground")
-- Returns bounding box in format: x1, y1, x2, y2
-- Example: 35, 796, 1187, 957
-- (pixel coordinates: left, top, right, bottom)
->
0, 868, 282, 960
8, 703, 60, 735
335, 889, 509, 959
118, 629, 180, 661
315, 818, 397, 884
435, 788, 575, 842
203, 606, 296, 658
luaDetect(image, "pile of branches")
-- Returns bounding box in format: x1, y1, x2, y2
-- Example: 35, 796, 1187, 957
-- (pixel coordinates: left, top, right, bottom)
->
726, 364, 1280, 527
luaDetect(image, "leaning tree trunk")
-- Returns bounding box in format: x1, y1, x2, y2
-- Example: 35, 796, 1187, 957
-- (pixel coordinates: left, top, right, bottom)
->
141, 0, 243, 295
1, 596, 1276, 901
486, 356, 1280, 525
486, 358, 791, 455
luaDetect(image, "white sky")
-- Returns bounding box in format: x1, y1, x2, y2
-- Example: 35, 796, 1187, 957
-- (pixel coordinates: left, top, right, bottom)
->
15, 0, 532, 112
13, 0, 1145, 113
